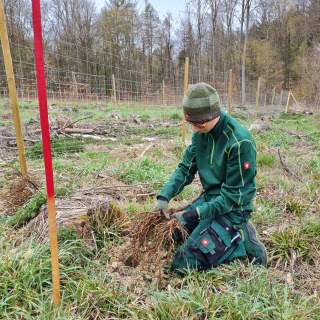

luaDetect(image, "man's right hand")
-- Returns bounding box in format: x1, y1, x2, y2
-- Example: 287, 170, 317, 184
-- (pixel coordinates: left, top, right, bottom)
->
154, 196, 170, 219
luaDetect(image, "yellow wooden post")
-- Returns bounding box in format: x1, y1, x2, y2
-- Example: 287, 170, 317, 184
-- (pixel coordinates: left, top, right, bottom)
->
285, 91, 291, 113
280, 90, 283, 106
184, 57, 189, 95
162, 79, 165, 105
0, 0, 27, 175
227, 69, 233, 114
112, 74, 117, 103
255, 77, 262, 117
290, 91, 300, 110
271, 87, 276, 106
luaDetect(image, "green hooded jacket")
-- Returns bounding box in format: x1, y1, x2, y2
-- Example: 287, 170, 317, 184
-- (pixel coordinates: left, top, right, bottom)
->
158, 112, 257, 220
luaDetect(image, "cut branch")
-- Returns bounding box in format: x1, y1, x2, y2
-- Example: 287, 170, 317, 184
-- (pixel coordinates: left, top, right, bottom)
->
277, 148, 302, 182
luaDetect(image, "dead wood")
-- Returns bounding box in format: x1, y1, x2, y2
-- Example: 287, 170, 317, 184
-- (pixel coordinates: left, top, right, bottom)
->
22, 194, 128, 243
62, 115, 92, 130
277, 148, 303, 182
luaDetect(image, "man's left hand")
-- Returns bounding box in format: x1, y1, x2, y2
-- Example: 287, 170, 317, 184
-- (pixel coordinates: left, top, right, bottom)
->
173, 208, 199, 226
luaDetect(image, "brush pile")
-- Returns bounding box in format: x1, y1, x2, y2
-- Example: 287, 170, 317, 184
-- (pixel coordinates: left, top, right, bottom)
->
127, 210, 188, 270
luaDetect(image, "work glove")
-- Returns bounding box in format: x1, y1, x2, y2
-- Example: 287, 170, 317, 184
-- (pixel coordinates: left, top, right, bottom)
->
173, 208, 199, 228
154, 196, 170, 219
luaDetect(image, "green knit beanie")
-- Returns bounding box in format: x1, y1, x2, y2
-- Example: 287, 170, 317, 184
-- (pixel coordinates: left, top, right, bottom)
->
183, 82, 221, 123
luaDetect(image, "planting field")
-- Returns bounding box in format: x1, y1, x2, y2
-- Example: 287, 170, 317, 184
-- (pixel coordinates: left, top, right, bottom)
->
0, 101, 320, 319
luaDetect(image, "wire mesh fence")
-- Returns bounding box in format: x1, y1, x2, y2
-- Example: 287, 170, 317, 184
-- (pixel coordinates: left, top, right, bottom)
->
0, 36, 317, 179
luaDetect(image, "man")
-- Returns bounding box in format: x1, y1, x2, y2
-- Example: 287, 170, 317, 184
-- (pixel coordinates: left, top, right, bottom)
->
155, 82, 267, 272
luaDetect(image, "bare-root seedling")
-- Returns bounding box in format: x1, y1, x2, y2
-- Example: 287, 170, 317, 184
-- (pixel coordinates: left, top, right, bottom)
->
127, 211, 188, 277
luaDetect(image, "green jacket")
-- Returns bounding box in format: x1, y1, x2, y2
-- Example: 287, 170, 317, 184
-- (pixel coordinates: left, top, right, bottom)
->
158, 112, 257, 220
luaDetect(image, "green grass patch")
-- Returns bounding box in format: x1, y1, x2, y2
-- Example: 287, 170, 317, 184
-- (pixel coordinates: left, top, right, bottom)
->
254, 130, 295, 148
253, 198, 281, 225
301, 220, 320, 245
169, 112, 182, 120
0, 238, 128, 319
257, 153, 276, 167
135, 265, 320, 319
27, 138, 84, 159
7, 191, 47, 228
114, 157, 170, 187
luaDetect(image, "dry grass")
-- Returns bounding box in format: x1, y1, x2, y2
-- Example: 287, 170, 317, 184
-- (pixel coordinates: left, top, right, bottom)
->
2, 173, 40, 215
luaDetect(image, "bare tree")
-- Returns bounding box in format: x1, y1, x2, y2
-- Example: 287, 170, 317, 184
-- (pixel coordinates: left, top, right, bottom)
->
241, 0, 252, 104
223, 0, 239, 70
207, 0, 221, 82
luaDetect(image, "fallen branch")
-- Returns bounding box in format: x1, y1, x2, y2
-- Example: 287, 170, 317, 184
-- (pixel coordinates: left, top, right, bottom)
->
62, 115, 92, 130
70, 134, 116, 141
0, 135, 37, 144
138, 144, 154, 159
62, 128, 96, 134
136, 192, 156, 200
277, 148, 302, 182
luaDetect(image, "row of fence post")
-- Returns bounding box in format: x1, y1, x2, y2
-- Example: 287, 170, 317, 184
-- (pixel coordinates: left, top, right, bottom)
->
108, 67, 300, 117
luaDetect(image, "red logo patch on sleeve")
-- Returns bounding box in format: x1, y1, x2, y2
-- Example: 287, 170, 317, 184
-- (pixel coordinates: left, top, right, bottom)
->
201, 239, 209, 246
244, 162, 251, 170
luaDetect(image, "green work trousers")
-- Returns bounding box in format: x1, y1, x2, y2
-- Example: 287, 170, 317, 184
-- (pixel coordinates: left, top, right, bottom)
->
171, 194, 250, 272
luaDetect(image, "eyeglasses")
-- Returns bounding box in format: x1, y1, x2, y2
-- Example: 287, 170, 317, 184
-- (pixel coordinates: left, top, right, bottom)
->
186, 120, 208, 128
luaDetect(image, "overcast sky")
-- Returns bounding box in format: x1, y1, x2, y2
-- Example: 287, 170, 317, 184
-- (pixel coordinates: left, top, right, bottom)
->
95, 0, 186, 20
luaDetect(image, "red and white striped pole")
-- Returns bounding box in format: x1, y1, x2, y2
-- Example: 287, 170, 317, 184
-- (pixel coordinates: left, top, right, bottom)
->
31, 0, 61, 305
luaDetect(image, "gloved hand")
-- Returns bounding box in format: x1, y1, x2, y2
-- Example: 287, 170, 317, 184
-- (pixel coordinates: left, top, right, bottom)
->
173, 208, 199, 228
154, 196, 170, 219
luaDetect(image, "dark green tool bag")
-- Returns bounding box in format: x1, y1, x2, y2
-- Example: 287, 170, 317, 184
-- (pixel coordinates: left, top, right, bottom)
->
189, 218, 246, 269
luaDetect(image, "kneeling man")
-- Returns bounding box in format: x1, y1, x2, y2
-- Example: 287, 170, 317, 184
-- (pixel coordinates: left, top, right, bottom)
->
155, 83, 267, 272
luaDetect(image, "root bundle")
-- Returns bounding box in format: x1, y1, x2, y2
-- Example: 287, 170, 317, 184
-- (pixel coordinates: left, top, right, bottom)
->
128, 211, 188, 269
3, 174, 40, 214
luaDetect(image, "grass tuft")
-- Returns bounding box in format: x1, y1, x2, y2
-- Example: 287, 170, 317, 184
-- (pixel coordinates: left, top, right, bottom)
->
269, 226, 310, 262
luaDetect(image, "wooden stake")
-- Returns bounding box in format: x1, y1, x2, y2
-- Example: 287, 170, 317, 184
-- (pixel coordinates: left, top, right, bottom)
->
184, 57, 189, 94
290, 91, 300, 110
47, 197, 60, 305
162, 79, 165, 105
285, 91, 291, 113
112, 74, 116, 103
182, 57, 189, 145
271, 87, 276, 106
31, 0, 60, 305
280, 90, 283, 106
227, 69, 233, 114
255, 77, 262, 117
0, 0, 28, 175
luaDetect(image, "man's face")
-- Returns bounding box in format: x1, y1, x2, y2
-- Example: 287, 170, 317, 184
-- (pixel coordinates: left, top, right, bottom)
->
186, 117, 220, 133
